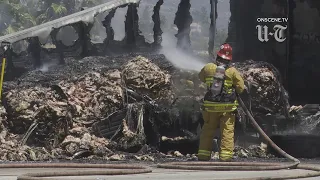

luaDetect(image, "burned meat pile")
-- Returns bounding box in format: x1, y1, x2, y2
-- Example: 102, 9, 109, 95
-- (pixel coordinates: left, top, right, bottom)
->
0, 54, 175, 161
122, 56, 172, 100
58, 70, 124, 123
3, 86, 72, 147
235, 60, 288, 116
233, 60, 290, 133
0, 55, 288, 161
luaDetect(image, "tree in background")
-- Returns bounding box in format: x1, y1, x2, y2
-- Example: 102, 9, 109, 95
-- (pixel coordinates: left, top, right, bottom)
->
192, 6, 210, 37
0, 0, 101, 35
0, 0, 38, 35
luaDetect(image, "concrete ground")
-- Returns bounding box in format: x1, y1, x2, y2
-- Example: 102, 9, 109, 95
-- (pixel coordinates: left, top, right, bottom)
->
0, 165, 320, 180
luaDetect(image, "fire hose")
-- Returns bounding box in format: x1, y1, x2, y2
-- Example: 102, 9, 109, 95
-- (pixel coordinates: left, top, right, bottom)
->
1, 95, 320, 179
0, 163, 151, 180
157, 95, 320, 180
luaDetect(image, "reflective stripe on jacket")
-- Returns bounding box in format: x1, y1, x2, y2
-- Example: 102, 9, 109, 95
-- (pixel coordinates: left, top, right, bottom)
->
202, 100, 238, 112
199, 63, 244, 112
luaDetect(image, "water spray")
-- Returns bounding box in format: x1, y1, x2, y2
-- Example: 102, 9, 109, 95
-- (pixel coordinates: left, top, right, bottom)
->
160, 33, 206, 72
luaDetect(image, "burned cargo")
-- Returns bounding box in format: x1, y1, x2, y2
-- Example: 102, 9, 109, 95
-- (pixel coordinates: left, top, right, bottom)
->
0, 53, 292, 160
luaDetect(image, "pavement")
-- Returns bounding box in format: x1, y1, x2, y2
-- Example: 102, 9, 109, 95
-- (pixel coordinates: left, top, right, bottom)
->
1, 164, 320, 180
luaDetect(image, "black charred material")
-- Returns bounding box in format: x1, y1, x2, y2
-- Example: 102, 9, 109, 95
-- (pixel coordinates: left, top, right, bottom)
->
269, 134, 320, 158
27, 115, 71, 148
78, 22, 93, 58
75, 8, 91, 58
27, 37, 42, 68
4, 46, 14, 71
57, 41, 65, 65
102, 9, 116, 46
152, 0, 164, 46
174, 0, 193, 50
208, 0, 218, 55
1, 46, 17, 82
92, 109, 126, 139
125, 4, 140, 45
50, 28, 65, 65
225, 0, 241, 60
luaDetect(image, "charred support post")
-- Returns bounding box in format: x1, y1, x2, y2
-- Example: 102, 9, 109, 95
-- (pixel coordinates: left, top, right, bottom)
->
152, 0, 164, 46
27, 37, 42, 68
5, 46, 14, 71
51, 29, 65, 65
225, 0, 238, 58
57, 41, 65, 64
174, 0, 193, 50
78, 8, 91, 58
102, 9, 116, 47
125, 4, 140, 45
208, 0, 218, 56
77, 22, 93, 58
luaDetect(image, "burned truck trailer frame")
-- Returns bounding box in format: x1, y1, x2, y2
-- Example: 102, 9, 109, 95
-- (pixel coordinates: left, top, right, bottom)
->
0, 0, 301, 156
0, 0, 142, 69
0, 0, 219, 68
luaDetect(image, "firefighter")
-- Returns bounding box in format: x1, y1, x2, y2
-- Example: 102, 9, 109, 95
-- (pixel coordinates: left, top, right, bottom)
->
197, 43, 244, 161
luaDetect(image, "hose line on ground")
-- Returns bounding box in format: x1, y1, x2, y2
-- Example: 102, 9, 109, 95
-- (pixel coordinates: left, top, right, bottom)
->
2, 96, 320, 180
157, 95, 320, 180
0, 163, 151, 180
237, 95, 300, 164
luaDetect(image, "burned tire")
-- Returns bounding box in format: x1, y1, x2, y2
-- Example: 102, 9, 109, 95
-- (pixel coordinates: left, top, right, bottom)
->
269, 134, 320, 158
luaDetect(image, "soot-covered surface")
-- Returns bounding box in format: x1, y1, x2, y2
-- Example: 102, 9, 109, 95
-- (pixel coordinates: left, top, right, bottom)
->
269, 134, 320, 158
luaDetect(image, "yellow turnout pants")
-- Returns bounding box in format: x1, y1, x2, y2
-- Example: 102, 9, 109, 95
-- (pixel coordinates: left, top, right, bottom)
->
198, 111, 235, 161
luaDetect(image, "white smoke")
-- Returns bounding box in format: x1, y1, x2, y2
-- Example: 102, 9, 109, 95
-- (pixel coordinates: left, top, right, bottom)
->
160, 33, 206, 72
38, 62, 57, 72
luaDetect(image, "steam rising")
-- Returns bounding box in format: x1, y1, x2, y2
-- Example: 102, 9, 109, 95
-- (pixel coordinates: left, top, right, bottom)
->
160, 33, 206, 72
38, 62, 58, 72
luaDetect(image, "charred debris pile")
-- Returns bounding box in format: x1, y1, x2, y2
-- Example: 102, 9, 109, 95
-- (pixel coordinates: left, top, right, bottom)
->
0, 53, 312, 162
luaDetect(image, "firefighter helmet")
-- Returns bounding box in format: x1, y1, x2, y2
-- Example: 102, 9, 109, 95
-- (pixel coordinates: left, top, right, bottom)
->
217, 43, 232, 61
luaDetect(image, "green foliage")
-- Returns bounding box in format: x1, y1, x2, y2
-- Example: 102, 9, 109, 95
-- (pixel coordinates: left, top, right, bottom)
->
0, 0, 29, 35
81, 0, 102, 7
4, 24, 18, 34
36, 13, 49, 24
51, 3, 67, 16
0, 0, 102, 35
19, 13, 37, 26
0, 0, 229, 53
